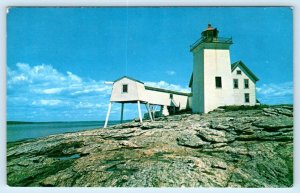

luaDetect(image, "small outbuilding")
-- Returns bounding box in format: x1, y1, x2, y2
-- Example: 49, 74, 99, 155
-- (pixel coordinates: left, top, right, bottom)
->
104, 76, 191, 128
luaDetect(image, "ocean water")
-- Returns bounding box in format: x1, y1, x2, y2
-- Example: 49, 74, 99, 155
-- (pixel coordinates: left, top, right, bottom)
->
7, 121, 122, 142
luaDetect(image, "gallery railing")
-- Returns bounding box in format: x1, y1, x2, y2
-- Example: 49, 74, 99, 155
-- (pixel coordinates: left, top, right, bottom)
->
190, 36, 233, 51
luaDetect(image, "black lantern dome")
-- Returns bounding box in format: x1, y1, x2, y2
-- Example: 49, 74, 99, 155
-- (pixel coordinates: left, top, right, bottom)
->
201, 24, 219, 41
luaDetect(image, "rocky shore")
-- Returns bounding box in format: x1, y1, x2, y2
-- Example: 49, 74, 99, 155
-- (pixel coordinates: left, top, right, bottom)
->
7, 105, 293, 187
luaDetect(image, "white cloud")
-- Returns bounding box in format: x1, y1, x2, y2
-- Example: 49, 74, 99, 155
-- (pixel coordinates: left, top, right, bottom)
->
7, 63, 111, 97
7, 63, 67, 85
42, 88, 64, 94
71, 84, 111, 95
67, 71, 82, 83
7, 63, 192, 121
257, 82, 293, 96
75, 102, 106, 109
32, 99, 63, 106
31, 88, 64, 95
166, 70, 176, 76
11, 74, 28, 83
145, 80, 190, 93
256, 81, 293, 104
7, 63, 113, 121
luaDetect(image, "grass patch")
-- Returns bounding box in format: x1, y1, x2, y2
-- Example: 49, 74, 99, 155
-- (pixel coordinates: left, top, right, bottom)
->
219, 105, 270, 112
177, 108, 192, 114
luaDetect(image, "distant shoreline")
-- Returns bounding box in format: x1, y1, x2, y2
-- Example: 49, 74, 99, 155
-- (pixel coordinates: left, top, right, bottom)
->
6, 120, 131, 125
6, 120, 131, 142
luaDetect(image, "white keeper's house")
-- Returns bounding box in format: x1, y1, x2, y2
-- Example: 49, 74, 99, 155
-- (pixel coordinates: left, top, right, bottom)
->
104, 24, 259, 127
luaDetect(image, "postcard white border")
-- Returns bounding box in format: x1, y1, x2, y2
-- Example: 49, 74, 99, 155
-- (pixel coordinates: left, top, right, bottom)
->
0, 1, 299, 193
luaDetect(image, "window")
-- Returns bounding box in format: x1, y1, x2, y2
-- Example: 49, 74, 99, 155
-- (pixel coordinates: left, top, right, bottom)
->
170, 94, 173, 99
237, 70, 242, 75
215, 77, 222, 88
244, 79, 249, 89
233, 79, 239, 89
122, 84, 128, 93
245, 93, 250, 103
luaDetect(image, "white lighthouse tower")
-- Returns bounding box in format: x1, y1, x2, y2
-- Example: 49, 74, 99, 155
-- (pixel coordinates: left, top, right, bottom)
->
190, 24, 234, 113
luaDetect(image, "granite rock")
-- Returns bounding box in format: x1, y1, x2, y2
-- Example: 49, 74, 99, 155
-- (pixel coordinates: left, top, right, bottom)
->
7, 105, 293, 187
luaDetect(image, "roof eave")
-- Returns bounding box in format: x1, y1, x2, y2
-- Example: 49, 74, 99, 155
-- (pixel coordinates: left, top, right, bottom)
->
231, 61, 259, 82
145, 85, 192, 96
113, 76, 144, 84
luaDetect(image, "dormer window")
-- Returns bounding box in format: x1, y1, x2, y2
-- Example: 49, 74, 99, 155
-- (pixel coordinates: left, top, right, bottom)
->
122, 84, 128, 93
237, 70, 242, 75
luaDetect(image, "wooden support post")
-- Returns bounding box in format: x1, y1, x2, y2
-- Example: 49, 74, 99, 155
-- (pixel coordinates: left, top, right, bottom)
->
146, 103, 153, 121
162, 105, 169, 116
151, 105, 155, 120
137, 100, 143, 123
104, 102, 112, 128
120, 103, 124, 123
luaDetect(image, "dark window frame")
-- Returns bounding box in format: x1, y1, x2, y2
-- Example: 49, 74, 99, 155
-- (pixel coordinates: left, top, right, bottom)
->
244, 79, 249, 89
245, 93, 250, 103
237, 70, 242, 75
122, 84, 128, 93
233, 79, 239, 89
215, 77, 222, 88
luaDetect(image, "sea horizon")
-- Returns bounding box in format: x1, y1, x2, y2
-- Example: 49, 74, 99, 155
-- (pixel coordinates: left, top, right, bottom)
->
7, 120, 129, 124
6, 120, 131, 142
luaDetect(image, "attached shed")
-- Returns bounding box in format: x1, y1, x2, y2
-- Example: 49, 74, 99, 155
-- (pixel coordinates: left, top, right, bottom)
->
145, 86, 191, 111
110, 76, 148, 103
104, 76, 191, 127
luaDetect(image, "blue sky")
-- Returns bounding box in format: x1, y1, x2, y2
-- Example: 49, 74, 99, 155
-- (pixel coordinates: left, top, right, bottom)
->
7, 7, 293, 122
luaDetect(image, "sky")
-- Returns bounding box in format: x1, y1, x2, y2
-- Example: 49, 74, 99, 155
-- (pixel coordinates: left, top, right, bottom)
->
7, 7, 293, 122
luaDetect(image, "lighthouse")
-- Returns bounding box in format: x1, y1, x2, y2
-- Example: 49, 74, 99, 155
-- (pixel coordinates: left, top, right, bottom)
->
189, 24, 235, 113
104, 24, 259, 123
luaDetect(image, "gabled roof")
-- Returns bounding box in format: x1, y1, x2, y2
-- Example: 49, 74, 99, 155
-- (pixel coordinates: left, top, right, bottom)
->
113, 76, 144, 84
231, 60, 259, 81
145, 85, 192, 96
